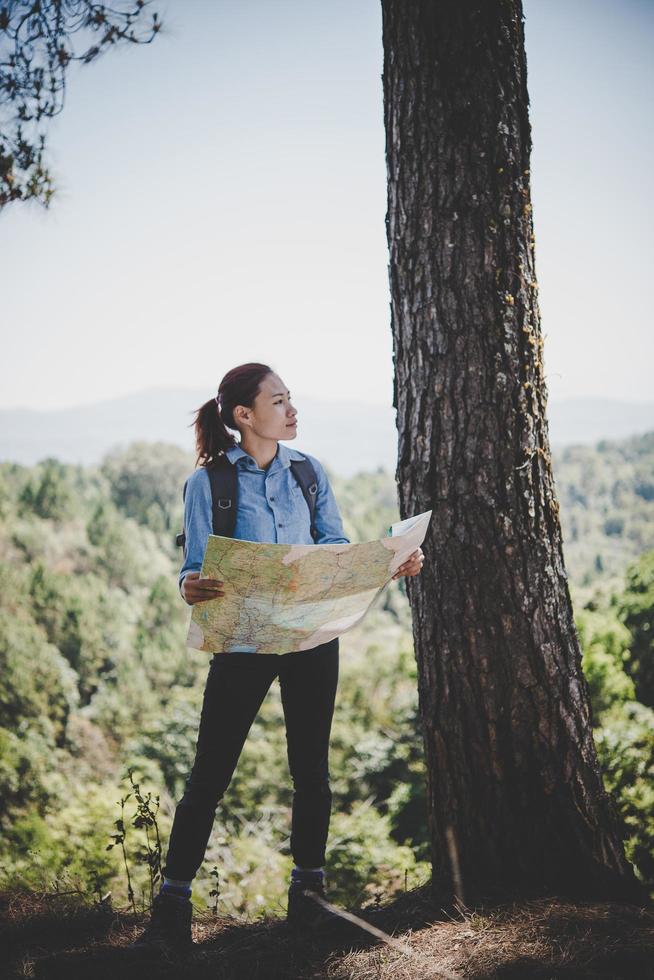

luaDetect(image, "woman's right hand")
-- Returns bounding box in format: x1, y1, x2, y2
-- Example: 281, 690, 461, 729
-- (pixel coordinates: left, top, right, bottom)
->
181, 571, 225, 605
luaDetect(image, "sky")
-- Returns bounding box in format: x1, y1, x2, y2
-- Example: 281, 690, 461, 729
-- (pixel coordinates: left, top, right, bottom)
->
1, 0, 652, 412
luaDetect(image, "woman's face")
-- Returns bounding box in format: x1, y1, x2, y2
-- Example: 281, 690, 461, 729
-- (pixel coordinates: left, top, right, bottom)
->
236, 372, 298, 441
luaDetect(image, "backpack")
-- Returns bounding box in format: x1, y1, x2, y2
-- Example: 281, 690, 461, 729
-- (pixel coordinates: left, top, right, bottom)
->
175, 453, 320, 549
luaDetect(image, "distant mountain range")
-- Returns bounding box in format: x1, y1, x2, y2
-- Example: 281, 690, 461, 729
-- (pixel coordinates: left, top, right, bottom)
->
1, 389, 653, 477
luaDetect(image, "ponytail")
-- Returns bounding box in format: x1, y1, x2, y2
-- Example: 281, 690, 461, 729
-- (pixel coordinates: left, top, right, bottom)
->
192, 397, 237, 469
192, 361, 273, 469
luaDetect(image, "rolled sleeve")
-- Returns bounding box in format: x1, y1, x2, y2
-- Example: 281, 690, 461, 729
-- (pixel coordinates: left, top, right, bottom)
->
178, 469, 213, 596
304, 454, 350, 545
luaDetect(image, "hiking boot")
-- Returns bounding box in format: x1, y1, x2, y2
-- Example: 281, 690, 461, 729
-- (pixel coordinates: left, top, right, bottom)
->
286, 879, 345, 934
132, 891, 194, 953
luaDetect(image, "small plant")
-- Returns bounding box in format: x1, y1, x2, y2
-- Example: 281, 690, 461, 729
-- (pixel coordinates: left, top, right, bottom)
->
128, 769, 163, 908
106, 791, 135, 913
106, 767, 162, 914
208, 865, 221, 914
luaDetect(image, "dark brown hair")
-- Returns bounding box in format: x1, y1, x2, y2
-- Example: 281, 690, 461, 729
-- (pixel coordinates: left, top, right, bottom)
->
192, 362, 274, 468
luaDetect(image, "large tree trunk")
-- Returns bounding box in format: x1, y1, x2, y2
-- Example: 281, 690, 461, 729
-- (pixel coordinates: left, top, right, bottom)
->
381, 0, 644, 904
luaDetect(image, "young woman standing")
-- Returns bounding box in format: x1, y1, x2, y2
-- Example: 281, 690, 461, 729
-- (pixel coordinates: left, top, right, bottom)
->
135, 362, 424, 951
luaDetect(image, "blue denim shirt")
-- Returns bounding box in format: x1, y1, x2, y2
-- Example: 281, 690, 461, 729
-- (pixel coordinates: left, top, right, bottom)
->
179, 442, 350, 596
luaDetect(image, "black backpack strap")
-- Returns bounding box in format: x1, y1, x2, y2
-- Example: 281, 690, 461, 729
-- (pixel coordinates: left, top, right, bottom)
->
207, 454, 238, 537
289, 457, 319, 542
176, 477, 189, 548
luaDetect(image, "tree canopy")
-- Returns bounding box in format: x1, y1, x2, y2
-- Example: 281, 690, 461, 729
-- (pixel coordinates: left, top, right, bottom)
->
0, 0, 160, 209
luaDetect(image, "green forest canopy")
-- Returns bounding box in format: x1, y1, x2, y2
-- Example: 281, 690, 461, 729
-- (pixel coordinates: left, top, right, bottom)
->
0, 432, 652, 912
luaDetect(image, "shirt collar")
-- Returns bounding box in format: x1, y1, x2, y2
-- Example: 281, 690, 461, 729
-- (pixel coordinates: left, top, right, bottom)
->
224, 442, 304, 471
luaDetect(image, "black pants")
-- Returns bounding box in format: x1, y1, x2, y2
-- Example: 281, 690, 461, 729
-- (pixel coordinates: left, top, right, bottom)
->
162, 638, 339, 881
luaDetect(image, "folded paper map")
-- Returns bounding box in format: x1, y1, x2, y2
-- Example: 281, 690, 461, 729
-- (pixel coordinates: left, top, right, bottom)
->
186, 510, 432, 654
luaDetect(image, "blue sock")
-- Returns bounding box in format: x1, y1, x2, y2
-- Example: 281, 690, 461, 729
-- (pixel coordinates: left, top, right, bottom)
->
160, 876, 192, 901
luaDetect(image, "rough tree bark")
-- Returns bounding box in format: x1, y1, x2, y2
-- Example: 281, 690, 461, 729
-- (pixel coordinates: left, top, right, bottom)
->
381, 0, 645, 903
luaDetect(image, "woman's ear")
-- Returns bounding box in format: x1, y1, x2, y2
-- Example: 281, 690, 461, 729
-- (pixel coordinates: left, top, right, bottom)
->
233, 405, 250, 429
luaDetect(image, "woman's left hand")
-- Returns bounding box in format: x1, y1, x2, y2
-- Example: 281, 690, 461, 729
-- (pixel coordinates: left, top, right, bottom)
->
392, 547, 425, 580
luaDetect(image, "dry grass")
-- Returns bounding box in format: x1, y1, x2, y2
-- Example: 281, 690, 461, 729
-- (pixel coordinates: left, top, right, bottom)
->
328, 896, 654, 980
1, 886, 653, 980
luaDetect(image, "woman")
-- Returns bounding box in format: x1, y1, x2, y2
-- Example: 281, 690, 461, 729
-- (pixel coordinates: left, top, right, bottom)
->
135, 362, 424, 951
